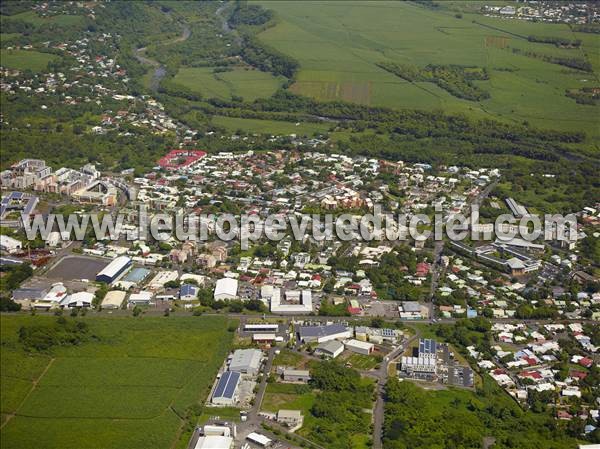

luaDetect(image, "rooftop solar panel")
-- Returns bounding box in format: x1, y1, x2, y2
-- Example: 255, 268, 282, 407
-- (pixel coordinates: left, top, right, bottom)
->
213, 371, 240, 400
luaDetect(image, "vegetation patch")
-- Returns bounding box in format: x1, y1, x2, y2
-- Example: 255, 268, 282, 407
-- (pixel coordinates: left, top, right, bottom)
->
0, 315, 234, 449
378, 62, 490, 101
565, 87, 600, 105
0, 49, 59, 72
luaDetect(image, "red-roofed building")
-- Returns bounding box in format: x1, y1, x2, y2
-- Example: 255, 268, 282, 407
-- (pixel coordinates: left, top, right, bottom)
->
570, 370, 588, 380
416, 262, 431, 277
519, 370, 542, 380
557, 410, 573, 420
158, 149, 206, 170
578, 357, 593, 368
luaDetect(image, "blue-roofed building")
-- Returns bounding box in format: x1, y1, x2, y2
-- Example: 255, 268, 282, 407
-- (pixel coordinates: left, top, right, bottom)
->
179, 284, 198, 301
211, 371, 241, 406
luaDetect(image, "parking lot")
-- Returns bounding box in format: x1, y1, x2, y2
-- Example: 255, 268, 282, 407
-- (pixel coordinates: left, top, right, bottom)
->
45, 255, 109, 281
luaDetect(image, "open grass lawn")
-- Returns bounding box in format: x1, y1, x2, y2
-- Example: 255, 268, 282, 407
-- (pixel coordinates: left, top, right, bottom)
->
257, 0, 599, 136
261, 383, 316, 415
172, 66, 284, 101
212, 115, 330, 136
0, 49, 59, 72
344, 353, 379, 370
0, 314, 234, 449
272, 349, 304, 368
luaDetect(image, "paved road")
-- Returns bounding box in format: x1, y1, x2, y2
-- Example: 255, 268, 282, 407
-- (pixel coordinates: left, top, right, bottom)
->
249, 347, 275, 421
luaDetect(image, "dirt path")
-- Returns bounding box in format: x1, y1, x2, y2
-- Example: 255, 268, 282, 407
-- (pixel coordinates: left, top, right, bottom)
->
1, 357, 55, 430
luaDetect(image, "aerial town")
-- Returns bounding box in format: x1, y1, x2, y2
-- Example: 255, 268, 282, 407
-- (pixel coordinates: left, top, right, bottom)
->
1, 145, 599, 448
1, 1, 599, 449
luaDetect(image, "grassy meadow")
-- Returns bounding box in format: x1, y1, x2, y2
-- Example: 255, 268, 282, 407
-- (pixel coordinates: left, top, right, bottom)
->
256, 0, 599, 136
212, 115, 331, 136
0, 49, 59, 72
172, 66, 284, 101
0, 314, 234, 449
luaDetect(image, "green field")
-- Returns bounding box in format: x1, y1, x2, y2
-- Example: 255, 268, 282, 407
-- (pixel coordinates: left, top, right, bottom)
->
0, 49, 58, 72
212, 115, 331, 136
0, 315, 234, 449
256, 0, 599, 135
172, 66, 284, 101
3, 11, 85, 28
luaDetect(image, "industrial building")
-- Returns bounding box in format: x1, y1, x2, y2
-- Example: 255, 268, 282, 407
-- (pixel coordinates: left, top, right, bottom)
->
61, 291, 94, 308
345, 339, 374, 355
128, 291, 153, 306
252, 333, 277, 344
297, 324, 351, 344
282, 369, 311, 383
211, 371, 241, 406
228, 349, 262, 375
214, 278, 238, 300
101, 291, 126, 309
95, 256, 131, 283
315, 340, 344, 359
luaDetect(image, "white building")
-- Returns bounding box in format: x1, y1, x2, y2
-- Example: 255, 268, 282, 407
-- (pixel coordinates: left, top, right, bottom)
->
270, 288, 313, 314
128, 291, 153, 306
345, 339, 374, 355
214, 278, 238, 301
0, 235, 22, 253
61, 291, 94, 308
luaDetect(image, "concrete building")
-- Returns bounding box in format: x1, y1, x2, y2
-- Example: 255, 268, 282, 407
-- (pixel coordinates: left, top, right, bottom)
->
282, 369, 311, 383
211, 371, 240, 406
345, 339, 374, 355
277, 409, 304, 429
229, 349, 262, 375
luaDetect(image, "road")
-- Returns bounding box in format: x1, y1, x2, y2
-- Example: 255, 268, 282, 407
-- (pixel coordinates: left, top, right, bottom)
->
372, 331, 420, 449
427, 179, 499, 319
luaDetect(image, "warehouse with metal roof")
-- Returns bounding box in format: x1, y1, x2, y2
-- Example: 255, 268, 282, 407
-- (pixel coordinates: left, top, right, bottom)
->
95, 256, 131, 283
229, 348, 262, 375
101, 290, 126, 309
213, 278, 238, 300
